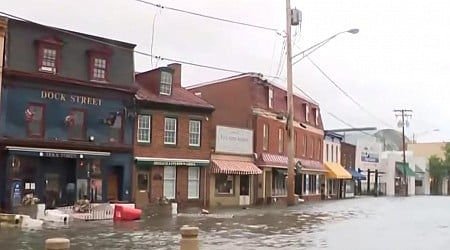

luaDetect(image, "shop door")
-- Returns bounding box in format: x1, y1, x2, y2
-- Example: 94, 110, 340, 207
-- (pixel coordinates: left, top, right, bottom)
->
135, 171, 150, 208
239, 175, 250, 206
108, 174, 118, 201
264, 171, 271, 203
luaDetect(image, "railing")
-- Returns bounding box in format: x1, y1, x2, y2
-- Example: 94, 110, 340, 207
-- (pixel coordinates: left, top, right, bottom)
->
361, 182, 387, 196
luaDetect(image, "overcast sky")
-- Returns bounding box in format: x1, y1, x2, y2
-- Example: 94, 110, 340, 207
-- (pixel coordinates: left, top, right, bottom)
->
2, 0, 449, 143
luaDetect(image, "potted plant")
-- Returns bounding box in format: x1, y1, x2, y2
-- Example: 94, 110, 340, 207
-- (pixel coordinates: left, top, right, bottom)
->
16, 193, 40, 218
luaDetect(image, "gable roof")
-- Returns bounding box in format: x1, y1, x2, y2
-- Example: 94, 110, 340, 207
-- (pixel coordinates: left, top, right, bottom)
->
135, 84, 214, 111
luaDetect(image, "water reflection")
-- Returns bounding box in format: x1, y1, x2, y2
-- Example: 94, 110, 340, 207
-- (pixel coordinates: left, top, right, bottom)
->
2, 197, 450, 249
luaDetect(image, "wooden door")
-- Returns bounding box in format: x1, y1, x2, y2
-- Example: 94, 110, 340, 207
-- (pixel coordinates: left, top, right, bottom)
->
108, 173, 118, 201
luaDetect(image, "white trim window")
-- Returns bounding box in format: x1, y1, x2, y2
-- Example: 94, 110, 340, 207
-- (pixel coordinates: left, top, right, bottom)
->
137, 115, 151, 143
188, 167, 200, 199
268, 88, 274, 108
189, 120, 201, 147
163, 166, 176, 199
160, 71, 173, 95
164, 117, 177, 145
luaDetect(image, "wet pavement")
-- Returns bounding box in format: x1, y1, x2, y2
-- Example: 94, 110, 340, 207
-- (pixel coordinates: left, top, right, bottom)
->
1, 196, 450, 250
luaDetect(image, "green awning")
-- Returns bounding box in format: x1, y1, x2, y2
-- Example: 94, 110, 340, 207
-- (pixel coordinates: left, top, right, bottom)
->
395, 162, 415, 177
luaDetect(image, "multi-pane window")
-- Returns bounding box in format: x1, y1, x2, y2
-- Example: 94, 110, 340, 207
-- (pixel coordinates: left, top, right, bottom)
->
26, 104, 45, 137
189, 120, 201, 146
109, 113, 123, 142
68, 109, 86, 139
294, 131, 298, 156
137, 115, 151, 143
310, 138, 314, 158
215, 174, 234, 194
40, 48, 57, 73
163, 166, 176, 199
278, 128, 284, 153
164, 117, 177, 144
302, 135, 307, 156
268, 88, 274, 108
263, 124, 269, 151
160, 71, 173, 95
188, 167, 200, 199
92, 58, 107, 81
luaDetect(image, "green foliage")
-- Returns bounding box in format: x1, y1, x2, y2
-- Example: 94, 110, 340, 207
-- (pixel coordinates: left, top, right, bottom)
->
428, 142, 450, 180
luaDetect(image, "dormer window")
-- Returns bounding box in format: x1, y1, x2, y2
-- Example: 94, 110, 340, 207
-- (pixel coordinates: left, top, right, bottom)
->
313, 107, 319, 125
36, 36, 63, 74
87, 46, 112, 82
268, 88, 274, 108
302, 103, 309, 122
160, 71, 173, 95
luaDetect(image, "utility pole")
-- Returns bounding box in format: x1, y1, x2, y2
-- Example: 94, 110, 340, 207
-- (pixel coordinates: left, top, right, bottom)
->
394, 109, 413, 196
285, 0, 296, 206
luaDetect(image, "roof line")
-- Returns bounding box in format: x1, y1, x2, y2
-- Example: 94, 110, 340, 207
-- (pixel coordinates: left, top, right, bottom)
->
186, 72, 319, 105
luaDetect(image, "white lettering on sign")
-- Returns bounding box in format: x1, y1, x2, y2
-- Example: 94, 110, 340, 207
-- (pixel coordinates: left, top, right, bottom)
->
215, 126, 253, 155
41, 90, 102, 106
153, 161, 197, 166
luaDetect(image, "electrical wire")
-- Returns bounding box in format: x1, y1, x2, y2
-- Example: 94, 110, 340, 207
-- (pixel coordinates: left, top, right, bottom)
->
306, 56, 393, 128
133, 0, 280, 33
0, 11, 284, 79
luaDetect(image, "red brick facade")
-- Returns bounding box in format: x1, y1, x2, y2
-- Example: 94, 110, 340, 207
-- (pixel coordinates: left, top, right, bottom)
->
133, 63, 214, 209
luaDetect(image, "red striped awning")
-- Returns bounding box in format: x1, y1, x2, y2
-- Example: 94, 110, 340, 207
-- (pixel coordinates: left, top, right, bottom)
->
259, 153, 327, 172
211, 160, 263, 175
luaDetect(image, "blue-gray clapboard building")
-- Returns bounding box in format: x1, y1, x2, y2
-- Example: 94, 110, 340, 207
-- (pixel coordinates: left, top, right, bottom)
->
0, 17, 137, 210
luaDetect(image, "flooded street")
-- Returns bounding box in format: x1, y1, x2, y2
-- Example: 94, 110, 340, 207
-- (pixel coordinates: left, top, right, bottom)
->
2, 196, 450, 250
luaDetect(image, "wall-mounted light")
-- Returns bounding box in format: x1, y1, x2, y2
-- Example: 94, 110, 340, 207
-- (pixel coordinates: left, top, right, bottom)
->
80, 154, 84, 159
88, 135, 95, 142
39, 152, 44, 157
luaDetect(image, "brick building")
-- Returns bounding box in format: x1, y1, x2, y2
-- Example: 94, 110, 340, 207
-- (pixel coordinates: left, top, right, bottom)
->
133, 63, 214, 209
188, 73, 327, 204
0, 17, 136, 211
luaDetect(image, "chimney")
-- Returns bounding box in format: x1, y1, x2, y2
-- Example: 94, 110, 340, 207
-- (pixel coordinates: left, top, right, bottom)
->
168, 63, 182, 88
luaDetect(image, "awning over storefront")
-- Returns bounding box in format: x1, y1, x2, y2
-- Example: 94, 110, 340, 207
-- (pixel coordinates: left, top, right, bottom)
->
259, 153, 327, 173
349, 168, 367, 180
211, 160, 262, 175
5, 146, 110, 158
324, 162, 352, 179
135, 157, 210, 167
415, 165, 425, 179
395, 162, 415, 177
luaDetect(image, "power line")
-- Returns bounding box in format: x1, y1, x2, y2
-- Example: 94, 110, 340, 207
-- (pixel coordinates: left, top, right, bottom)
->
133, 0, 280, 33
292, 84, 377, 138
0, 11, 284, 79
305, 56, 393, 128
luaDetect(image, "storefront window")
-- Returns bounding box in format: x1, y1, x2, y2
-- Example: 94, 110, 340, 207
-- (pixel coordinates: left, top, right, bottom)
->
215, 174, 234, 195
137, 172, 149, 191
272, 169, 287, 196
308, 174, 317, 194
163, 166, 176, 199
90, 178, 102, 202
188, 167, 200, 199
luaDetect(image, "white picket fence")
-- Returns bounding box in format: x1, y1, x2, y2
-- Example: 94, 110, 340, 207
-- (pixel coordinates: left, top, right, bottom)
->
57, 203, 135, 221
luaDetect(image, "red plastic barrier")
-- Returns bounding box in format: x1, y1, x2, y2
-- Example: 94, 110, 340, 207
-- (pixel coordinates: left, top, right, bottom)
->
113, 205, 142, 221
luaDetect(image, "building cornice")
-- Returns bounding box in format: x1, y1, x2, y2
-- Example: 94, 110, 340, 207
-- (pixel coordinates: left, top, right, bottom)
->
252, 107, 324, 136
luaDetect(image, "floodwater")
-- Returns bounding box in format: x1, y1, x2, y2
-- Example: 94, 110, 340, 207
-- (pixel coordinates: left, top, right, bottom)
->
1, 196, 450, 250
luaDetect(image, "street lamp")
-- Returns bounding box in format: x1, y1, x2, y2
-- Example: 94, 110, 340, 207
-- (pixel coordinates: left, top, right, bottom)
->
284, 0, 359, 206
292, 29, 359, 65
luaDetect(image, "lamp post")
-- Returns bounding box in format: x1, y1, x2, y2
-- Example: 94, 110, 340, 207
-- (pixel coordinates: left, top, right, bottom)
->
292, 29, 359, 65
284, 0, 359, 206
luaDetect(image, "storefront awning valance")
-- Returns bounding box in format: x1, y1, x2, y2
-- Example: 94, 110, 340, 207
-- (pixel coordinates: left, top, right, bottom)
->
349, 168, 367, 180
395, 162, 415, 177
135, 157, 210, 167
5, 146, 110, 158
324, 162, 352, 179
259, 153, 327, 173
211, 160, 262, 175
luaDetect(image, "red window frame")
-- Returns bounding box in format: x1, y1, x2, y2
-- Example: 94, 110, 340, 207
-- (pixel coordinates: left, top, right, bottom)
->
26, 103, 46, 138
68, 108, 87, 141
87, 47, 112, 82
35, 37, 63, 74
109, 113, 124, 143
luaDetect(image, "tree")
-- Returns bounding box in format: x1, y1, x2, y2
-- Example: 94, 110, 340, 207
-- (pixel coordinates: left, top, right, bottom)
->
428, 143, 450, 194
